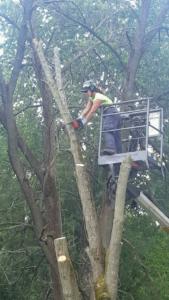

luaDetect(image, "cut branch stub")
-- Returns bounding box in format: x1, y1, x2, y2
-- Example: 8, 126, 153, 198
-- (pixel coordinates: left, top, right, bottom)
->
54, 237, 82, 300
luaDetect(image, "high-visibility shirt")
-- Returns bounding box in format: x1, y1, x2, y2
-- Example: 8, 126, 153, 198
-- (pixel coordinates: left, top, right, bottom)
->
91, 92, 113, 106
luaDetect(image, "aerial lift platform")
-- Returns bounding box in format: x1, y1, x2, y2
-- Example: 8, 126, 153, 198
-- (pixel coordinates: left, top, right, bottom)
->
99, 97, 169, 229
98, 97, 163, 170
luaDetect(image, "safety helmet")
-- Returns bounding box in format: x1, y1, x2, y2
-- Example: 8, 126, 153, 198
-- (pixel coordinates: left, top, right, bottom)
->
81, 80, 97, 93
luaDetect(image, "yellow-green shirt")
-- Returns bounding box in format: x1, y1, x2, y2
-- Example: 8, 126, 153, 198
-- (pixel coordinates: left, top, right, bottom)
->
91, 92, 112, 106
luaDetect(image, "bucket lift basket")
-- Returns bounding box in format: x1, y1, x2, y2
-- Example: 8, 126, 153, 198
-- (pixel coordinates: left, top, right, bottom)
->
98, 97, 163, 168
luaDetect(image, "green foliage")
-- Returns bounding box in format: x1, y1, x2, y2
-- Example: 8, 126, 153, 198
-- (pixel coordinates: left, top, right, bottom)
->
0, 132, 50, 300
120, 213, 169, 300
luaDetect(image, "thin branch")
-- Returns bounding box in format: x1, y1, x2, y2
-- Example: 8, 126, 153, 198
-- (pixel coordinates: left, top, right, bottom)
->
63, 41, 100, 73
0, 264, 11, 284
0, 13, 19, 30
0, 67, 6, 103
92, 48, 109, 73
62, 17, 109, 73
126, 31, 134, 52
45, 288, 52, 300
0, 223, 32, 231
144, 1, 169, 47
153, 90, 169, 107
0, 108, 44, 186
118, 289, 135, 300
44, 0, 87, 24
45, 26, 57, 53
14, 104, 42, 116
53, 7, 126, 70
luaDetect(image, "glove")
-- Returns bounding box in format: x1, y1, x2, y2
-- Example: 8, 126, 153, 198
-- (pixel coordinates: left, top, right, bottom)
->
71, 116, 87, 129
76, 116, 87, 126
71, 119, 80, 129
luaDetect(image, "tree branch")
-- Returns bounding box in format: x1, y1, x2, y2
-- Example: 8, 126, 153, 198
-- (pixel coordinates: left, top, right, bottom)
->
62, 41, 100, 73
0, 13, 19, 30
52, 7, 126, 70
153, 90, 169, 106
14, 103, 42, 116
9, 1, 33, 96
0, 108, 44, 186
126, 31, 134, 52
62, 16, 111, 73
144, 1, 169, 48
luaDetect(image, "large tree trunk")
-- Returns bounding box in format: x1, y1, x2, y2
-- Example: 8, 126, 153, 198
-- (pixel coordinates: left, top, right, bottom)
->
33, 40, 104, 293
3, 81, 63, 300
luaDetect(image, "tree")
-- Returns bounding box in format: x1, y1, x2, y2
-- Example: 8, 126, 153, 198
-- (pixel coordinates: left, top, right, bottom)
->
0, 1, 63, 298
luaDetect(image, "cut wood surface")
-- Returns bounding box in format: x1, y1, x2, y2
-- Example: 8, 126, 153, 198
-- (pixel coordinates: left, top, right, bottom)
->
54, 237, 82, 300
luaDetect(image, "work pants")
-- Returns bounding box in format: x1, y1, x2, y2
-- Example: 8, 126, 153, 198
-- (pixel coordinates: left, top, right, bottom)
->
102, 106, 122, 153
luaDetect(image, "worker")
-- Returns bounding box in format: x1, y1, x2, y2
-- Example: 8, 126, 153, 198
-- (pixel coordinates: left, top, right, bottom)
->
72, 80, 122, 155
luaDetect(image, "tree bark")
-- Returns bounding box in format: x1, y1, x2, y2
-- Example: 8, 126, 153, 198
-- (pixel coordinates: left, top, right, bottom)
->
30, 42, 64, 299
122, 0, 151, 100
54, 237, 82, 300
106, 157, 131, 300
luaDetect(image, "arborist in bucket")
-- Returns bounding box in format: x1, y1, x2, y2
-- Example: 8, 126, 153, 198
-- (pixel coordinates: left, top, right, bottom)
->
72, 80, 122, 155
